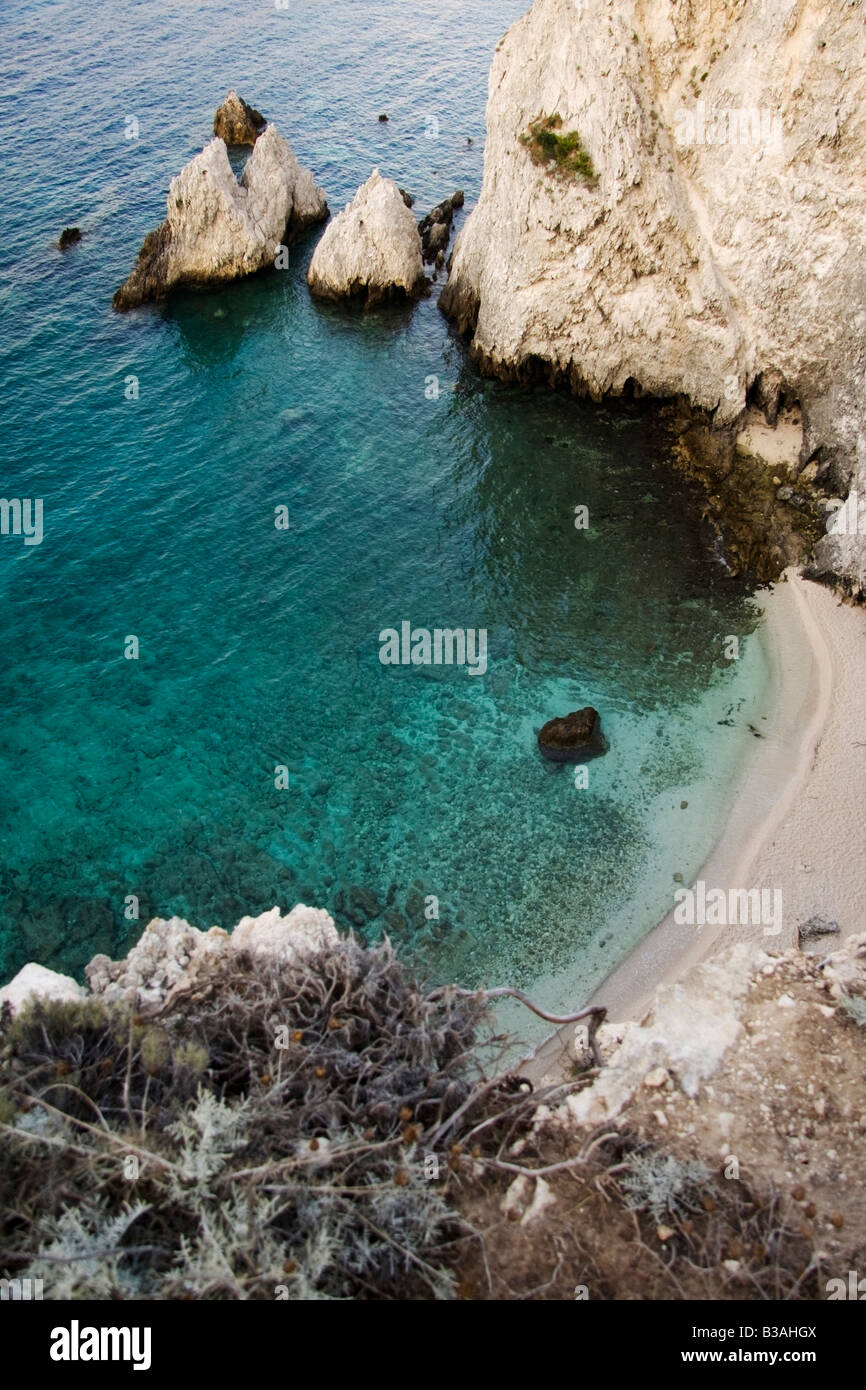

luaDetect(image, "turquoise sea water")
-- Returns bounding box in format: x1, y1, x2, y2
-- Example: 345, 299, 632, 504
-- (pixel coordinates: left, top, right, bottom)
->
0, 0, 772, 1020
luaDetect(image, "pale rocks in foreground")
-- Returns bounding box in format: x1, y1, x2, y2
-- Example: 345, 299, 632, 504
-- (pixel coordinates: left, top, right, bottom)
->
0, 905, 340, 1017
0, 962, 85, 1017
307, 169, 427, 307
537, 706, 608, 763
113, 125, 328, 310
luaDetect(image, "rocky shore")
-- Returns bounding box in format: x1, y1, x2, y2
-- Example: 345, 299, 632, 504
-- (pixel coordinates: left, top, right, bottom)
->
3, 903, 865, 1300
440, 0, 866, 596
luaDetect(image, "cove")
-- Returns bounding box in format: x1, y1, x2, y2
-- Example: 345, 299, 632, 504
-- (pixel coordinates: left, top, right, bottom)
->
0, 0, 773, 1033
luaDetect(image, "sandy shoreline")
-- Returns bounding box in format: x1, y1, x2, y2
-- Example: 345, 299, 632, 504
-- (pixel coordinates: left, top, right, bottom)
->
527, 569, 866, 1081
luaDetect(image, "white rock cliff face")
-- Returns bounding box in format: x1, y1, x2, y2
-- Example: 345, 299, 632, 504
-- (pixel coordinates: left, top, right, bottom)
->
114, 125, 328, 309
307, 169, 426, 305
441, 0, 866, 589
83, 905, 339, 1009
0, 962, 86, 1018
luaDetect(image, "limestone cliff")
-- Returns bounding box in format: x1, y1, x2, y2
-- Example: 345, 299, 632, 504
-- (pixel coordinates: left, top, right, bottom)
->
114, 125, 328, 310
441, 0, 866, 591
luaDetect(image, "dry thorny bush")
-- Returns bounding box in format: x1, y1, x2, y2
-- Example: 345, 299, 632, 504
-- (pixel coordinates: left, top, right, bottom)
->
0, 936, 826, 1300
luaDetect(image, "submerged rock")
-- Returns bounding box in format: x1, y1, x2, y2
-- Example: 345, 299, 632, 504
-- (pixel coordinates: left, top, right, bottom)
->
213, 89, 266, 145
307, 169, 426, 306
537, 706, 608, 763
58, 226, 82, 249
113, 125, 328, 310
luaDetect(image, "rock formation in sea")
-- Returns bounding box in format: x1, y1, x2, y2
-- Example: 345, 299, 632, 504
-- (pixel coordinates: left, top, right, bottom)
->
113, 125, 328, 310
57, 227, 82, 249
440, 0, 866, 594
418, 190, 464, 266
306, 169, 427, 306
213, 89, 266, 145
537, 706, 608, 763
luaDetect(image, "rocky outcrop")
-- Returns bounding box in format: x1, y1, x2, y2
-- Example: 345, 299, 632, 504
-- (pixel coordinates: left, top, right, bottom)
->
441, 0, 866, 594
84, 904, 338, 1009
58, 227, 82, 249
0, 962, 86, 1017
113, 125, 328, 310
418, 190, 464, 265
213, 89, 266, 145
537, 706, 608, 763
307, 169, 426, 306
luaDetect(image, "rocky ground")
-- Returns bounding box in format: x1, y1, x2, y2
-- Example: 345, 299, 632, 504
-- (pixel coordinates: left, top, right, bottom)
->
2, 913, 864, 1299
451, 931, 866, 1299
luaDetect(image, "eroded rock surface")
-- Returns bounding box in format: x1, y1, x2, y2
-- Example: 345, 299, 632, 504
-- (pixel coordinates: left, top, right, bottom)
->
213, 89, 266, 145
441, 0, 866, 592
114, 125, 328, 309
307, 168, 426, 306
0, 963, 86, 1018
418, 190, 464, 265
85, 905, 338, 1009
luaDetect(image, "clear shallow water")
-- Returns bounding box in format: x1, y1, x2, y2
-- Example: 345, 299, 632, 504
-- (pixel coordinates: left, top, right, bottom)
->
0, 0, 772, 1018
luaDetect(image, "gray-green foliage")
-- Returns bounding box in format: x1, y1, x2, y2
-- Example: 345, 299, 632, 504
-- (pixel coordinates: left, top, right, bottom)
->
839, 992, 866, 1027
0, 936, 541, 1300
620, 1151, 712, 1223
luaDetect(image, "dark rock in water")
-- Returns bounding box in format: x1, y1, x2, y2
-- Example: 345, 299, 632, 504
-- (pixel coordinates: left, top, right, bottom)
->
425, 221, 450, 258
58, 226, 82, 249
404, 889, 426, 926
537, 706, 609, 763
418, 191, 465, 264
334, 884, 382, 928
378, 113, 389, 123
213, 89, 266, 145
399, 187, 414, 208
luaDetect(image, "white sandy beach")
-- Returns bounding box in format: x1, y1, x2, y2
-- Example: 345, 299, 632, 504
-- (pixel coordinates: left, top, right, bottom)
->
529, 570, 866, 1079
